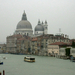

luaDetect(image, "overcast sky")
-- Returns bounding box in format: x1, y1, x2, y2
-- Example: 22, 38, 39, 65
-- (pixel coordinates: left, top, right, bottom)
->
0, 0, 75, 43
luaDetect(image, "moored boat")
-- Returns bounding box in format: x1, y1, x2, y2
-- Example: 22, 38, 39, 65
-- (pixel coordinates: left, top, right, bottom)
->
3, 56, 6, 59
70, 56, 75, 62
0, 60, 3, 65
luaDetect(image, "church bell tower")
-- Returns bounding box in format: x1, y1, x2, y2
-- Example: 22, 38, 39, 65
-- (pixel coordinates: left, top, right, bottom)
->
43, 20, 48, 34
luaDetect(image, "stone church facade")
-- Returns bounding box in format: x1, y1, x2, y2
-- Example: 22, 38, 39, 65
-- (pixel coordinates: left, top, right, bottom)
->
14, 11, 48, 37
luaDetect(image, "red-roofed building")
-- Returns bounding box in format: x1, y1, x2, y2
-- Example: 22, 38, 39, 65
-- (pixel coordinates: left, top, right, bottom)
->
32, 37, 38, 41
49, 42, 71, 47
6, 34, 32, 54
49, 42, 67, 45
31, 37, 38, 55
17, 37, 31, 54
48, 34, 70, 45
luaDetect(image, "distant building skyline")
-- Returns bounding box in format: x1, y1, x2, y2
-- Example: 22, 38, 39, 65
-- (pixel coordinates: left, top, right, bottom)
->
0, 0, 75, 42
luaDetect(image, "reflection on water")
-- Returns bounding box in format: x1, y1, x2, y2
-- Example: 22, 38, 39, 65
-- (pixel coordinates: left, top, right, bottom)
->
0, 54, 75, 75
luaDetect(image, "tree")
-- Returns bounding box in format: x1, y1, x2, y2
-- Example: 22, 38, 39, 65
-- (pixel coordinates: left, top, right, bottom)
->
65, 48, 70, 56
72, 41, 75, 48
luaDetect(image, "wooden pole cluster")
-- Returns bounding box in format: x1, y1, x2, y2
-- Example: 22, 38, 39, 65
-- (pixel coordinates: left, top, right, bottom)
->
0, 70, 5, 75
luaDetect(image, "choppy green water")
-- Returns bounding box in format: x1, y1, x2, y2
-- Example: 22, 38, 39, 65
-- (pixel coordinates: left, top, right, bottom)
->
0, 54, 75, 75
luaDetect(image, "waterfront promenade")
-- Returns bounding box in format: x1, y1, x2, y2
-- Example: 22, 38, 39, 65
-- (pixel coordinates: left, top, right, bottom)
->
0, 54, 75, 75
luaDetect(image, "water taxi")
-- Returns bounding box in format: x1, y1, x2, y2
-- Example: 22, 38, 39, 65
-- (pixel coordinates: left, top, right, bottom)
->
24, 56, 35, 62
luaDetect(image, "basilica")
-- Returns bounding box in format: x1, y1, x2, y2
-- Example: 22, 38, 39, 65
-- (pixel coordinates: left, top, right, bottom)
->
5, 11, 71, 56
14, 11, 48, 37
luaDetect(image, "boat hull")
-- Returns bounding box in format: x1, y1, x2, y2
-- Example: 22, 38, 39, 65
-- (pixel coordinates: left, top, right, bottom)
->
24, 59, 35, 62
0, 62, 3, 65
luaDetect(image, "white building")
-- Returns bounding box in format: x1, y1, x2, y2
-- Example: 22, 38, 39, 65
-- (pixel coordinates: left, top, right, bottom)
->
34, 20, 48, 36
48, 45, 59, 56
70, 48, 75, 57
59, 48, 66, 56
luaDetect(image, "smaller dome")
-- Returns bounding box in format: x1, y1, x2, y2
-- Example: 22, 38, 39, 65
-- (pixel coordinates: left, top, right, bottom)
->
35, 20, 44, 31
35, 24, 44, 31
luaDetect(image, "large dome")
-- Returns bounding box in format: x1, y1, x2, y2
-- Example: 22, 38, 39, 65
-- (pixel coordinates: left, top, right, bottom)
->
16, 11, 32, 29
17, 20, 32, 29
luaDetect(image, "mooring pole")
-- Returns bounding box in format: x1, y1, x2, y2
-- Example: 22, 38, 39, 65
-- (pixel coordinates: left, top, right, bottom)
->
3, 70, 5, 75
0, 72, 1, 75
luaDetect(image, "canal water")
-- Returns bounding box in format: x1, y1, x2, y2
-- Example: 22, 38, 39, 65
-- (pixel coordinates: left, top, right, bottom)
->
0, 54, 75, 75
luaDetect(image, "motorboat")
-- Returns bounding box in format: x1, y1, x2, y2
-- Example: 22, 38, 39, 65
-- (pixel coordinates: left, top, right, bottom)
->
3, 56, 6, 59
0, 60, 3, 65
